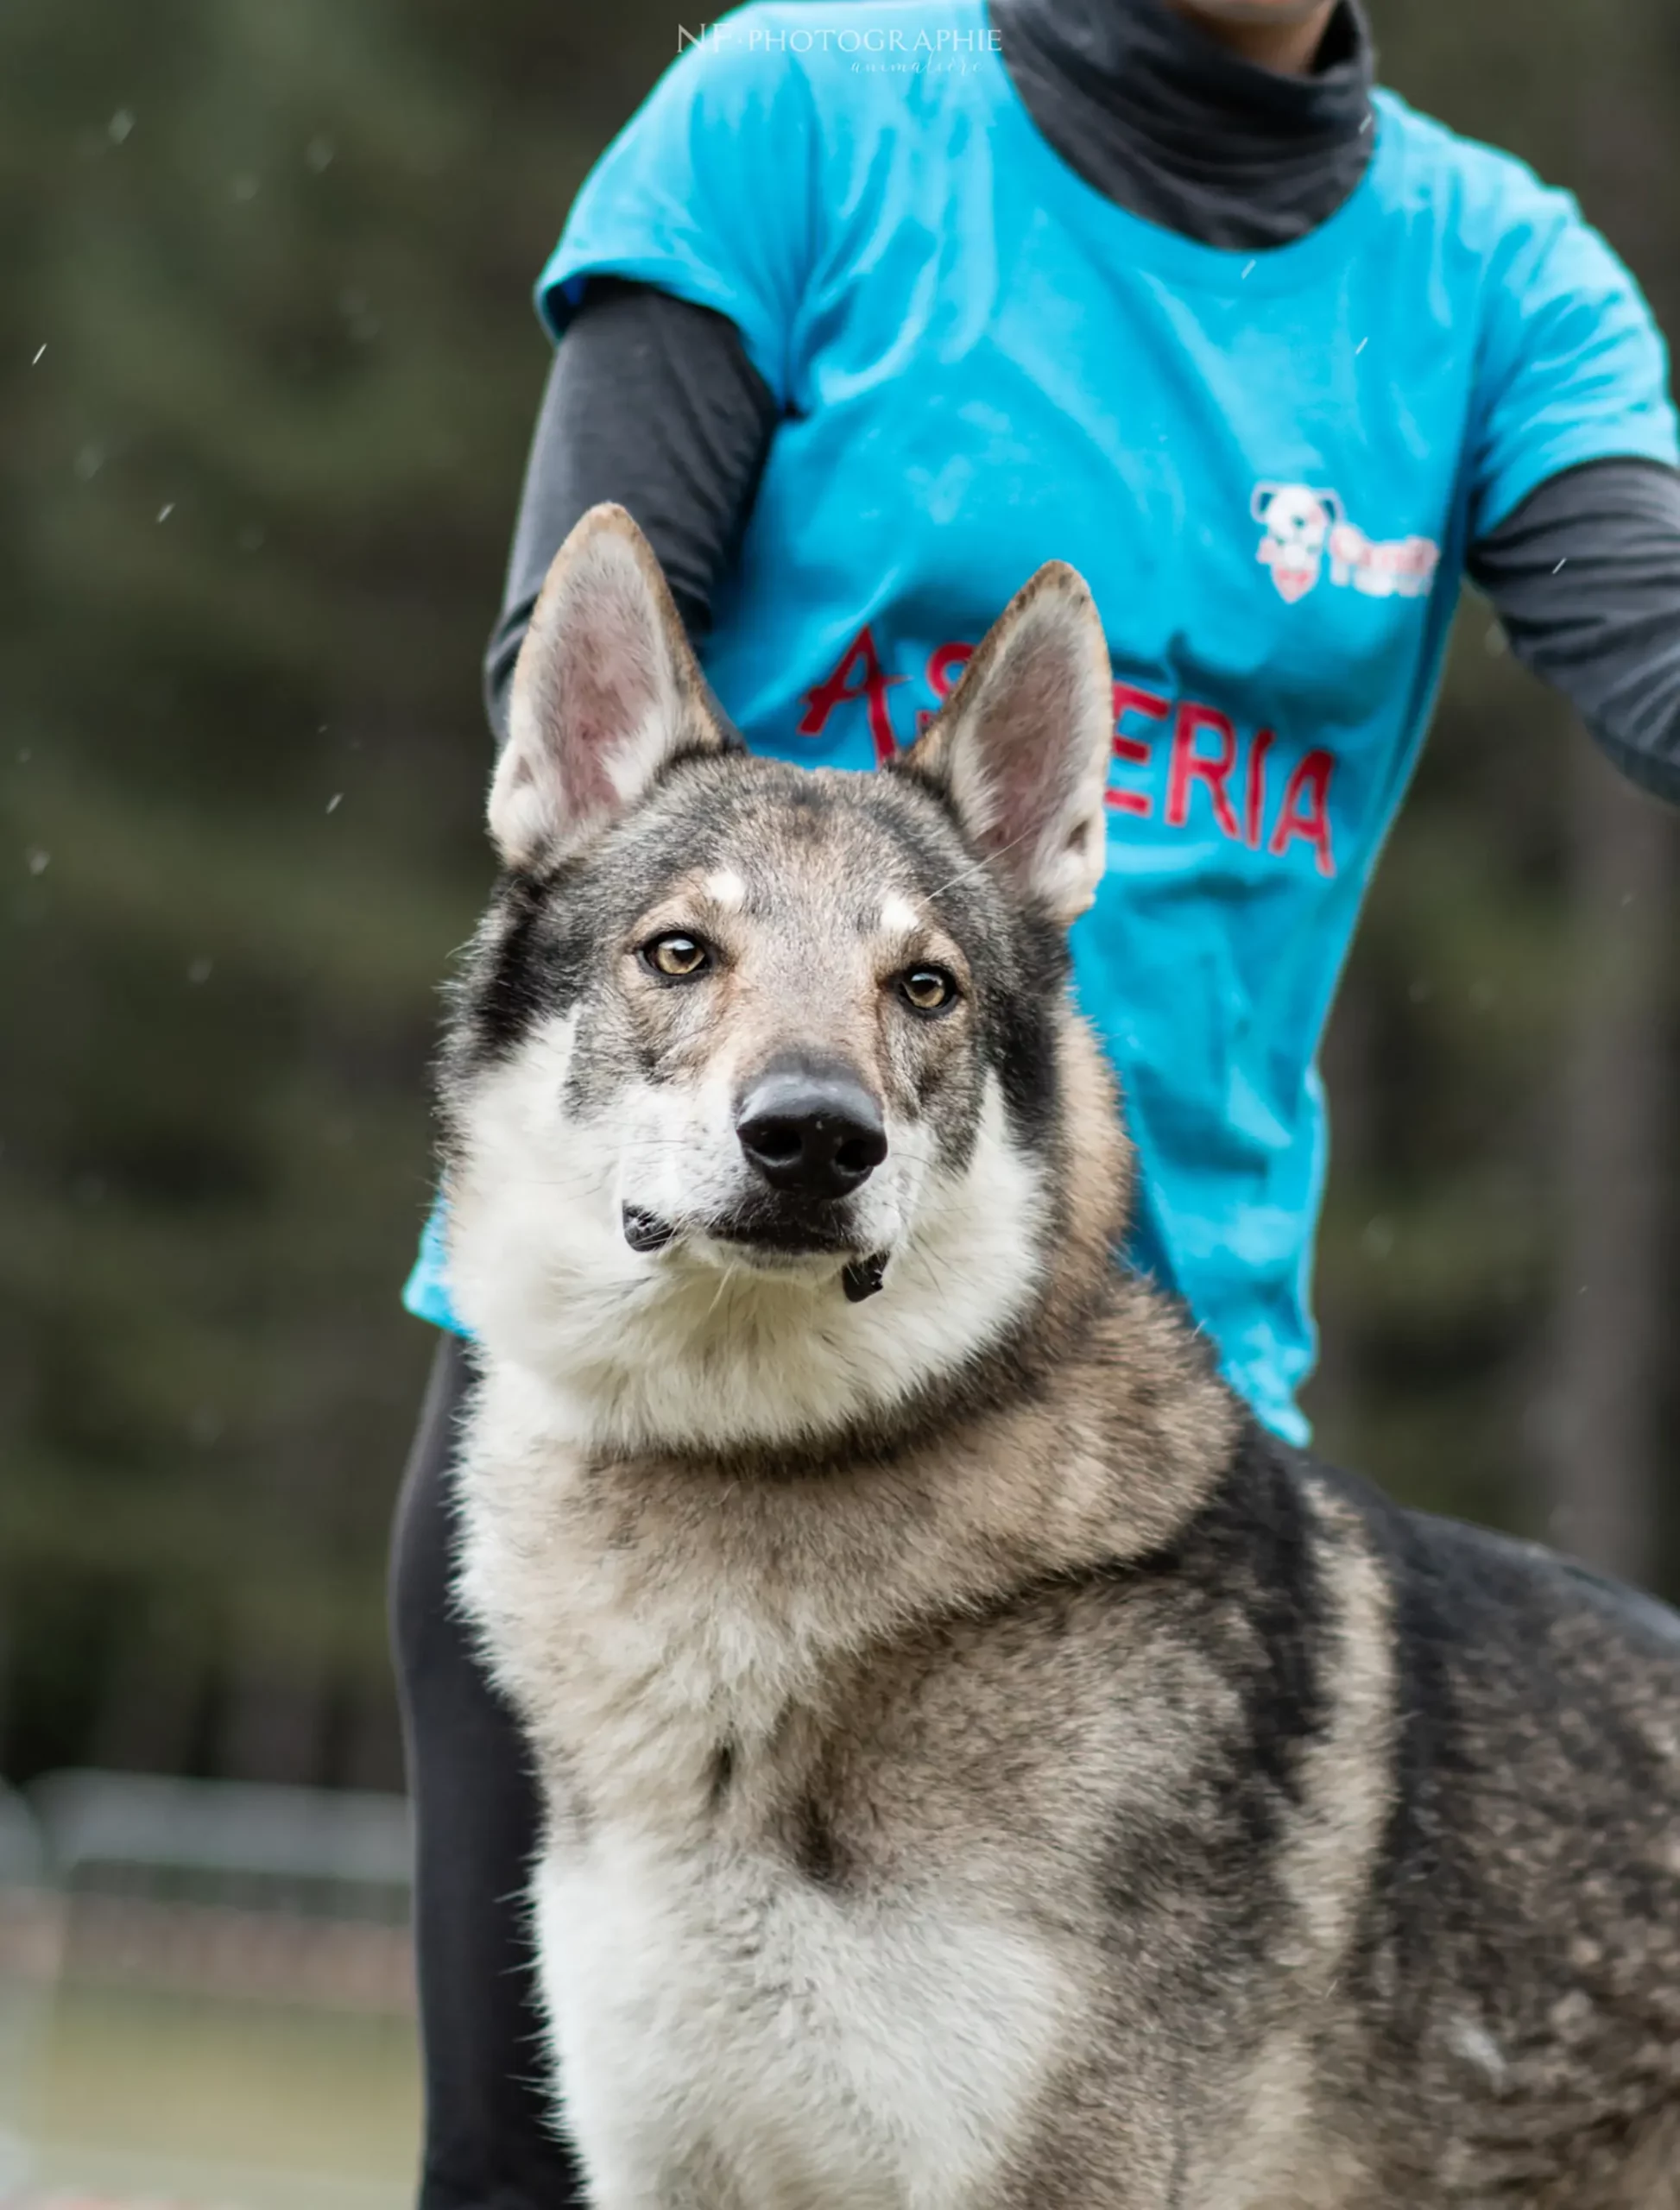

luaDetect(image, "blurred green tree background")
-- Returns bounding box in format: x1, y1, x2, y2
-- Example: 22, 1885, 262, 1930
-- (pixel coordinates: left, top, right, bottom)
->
1, 0, 1675, 1790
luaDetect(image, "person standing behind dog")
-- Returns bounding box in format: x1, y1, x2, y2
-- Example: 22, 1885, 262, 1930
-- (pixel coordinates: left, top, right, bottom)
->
390, 0, 1680, 2201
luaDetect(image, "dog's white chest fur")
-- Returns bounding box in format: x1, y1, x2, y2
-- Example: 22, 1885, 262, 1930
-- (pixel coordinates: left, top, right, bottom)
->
458, 1393, 1078, 2210
537, 1838, 1072, 2210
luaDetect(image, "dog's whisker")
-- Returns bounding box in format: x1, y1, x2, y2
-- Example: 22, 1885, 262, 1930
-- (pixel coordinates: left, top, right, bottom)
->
910, 819, 1045, 906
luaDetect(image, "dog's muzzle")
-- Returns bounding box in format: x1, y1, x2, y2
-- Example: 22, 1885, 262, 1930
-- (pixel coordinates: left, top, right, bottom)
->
622, 1058, 893, 1299
735, 1061, 887, 1202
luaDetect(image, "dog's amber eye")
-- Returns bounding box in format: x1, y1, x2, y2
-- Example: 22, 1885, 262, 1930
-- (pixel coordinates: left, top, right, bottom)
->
642, 931, 711, 979
898, 966, 957, 1015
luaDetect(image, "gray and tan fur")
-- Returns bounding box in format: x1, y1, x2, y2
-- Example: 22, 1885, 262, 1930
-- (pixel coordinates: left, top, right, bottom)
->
440, 505, 1680, 2209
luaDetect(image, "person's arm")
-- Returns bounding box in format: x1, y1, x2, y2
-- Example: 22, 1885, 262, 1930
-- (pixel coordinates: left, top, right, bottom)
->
484, 13, 820, 744
484, 277, 779, 745
1468, 458, 1680, 805
1458, 163, 1680, 804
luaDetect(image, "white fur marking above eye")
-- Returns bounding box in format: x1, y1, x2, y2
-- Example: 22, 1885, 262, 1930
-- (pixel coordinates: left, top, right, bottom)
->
878, 893, 921, 938
704, 869, 747, 911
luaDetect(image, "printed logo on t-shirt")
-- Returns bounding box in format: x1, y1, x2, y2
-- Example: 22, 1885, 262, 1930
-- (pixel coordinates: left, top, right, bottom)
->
1251, 483, 1442, 604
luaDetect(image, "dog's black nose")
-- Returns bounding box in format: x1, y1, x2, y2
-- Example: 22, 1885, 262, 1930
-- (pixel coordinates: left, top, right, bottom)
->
736, 1065, 887, 1198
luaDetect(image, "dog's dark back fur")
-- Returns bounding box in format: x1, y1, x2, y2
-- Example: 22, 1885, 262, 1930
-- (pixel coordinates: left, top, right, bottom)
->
1339, 1486, 1680, 2198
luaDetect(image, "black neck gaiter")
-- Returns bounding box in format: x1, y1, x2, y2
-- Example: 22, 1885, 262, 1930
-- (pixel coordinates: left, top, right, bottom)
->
989, 0, 1376, 250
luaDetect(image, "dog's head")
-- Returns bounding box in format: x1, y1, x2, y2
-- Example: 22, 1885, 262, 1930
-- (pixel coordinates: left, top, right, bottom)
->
441, 505, 1130, 1454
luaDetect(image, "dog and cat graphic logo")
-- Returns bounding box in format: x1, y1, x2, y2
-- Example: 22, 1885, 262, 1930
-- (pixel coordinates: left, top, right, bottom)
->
1252, 483, 1441, 604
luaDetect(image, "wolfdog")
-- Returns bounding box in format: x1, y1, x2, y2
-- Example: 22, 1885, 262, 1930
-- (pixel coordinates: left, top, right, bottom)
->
439, 504, 1680, 2208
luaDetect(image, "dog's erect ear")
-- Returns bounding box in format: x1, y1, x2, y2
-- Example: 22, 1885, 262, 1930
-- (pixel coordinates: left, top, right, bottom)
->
488, 504, 730, 868
896, 562, 1114, 925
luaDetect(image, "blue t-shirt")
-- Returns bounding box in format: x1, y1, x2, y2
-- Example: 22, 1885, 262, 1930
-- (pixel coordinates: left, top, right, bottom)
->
406, 0, 1677, 1443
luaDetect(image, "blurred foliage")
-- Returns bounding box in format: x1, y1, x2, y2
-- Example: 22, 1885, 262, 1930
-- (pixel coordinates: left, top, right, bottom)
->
0, 0, 672, 1783
0, 0, 1676, 1787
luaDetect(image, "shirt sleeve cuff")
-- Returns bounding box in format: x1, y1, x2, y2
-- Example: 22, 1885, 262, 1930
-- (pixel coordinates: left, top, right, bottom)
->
536, 247, 788, 413
1474, 417, 1680, 541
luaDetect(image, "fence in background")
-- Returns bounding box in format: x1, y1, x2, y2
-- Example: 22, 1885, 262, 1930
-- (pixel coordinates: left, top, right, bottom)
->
0, 1772, 417, 2209
0, 1788, 49, 2198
